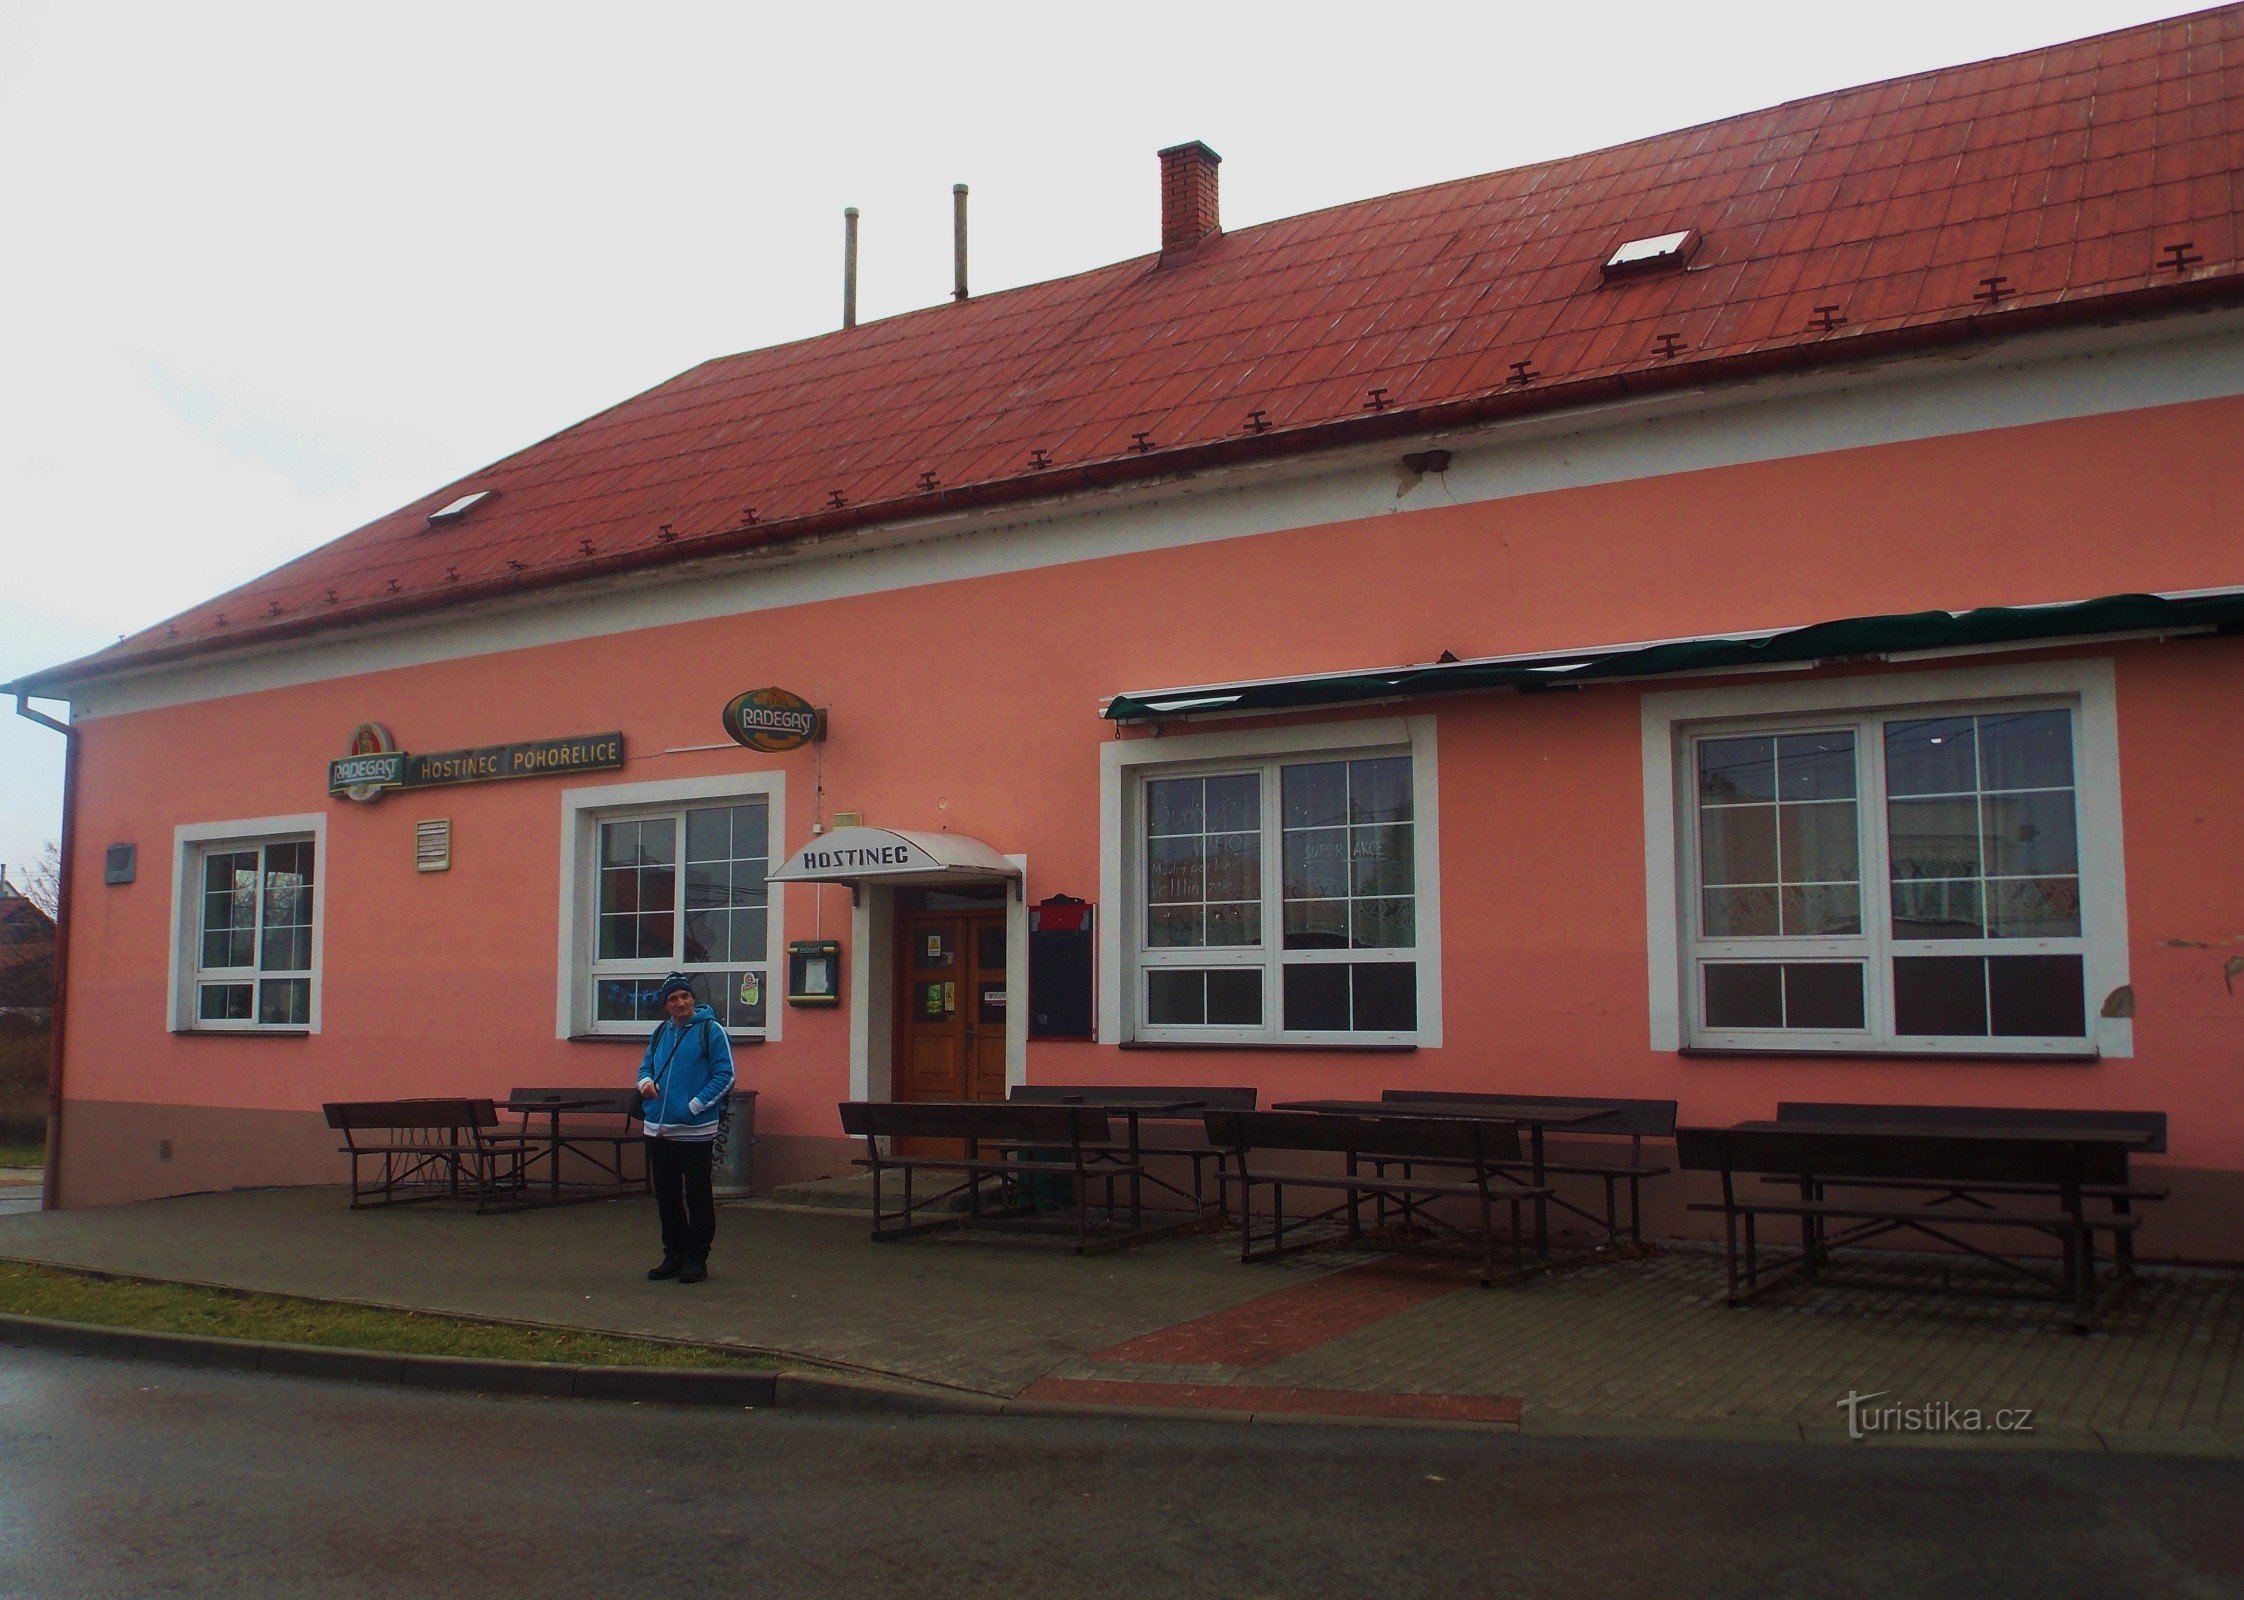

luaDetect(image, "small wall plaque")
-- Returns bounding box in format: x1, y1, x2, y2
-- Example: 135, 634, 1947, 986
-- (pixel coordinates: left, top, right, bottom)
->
104, 843, 136, 885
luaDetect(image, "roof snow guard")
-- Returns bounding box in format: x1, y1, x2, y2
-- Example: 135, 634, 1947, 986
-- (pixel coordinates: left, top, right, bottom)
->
1102, 591, 2244, 721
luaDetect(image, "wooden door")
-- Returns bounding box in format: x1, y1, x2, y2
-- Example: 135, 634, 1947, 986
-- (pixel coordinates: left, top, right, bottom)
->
893, 908, 1008, 1105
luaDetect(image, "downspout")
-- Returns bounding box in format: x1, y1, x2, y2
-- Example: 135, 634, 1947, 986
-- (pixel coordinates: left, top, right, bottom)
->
14, 693, 76, 1211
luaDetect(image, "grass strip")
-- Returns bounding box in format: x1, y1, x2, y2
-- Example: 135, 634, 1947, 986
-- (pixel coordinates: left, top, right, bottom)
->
0, 1143, 42, 1170
0, 1260, 770, 1369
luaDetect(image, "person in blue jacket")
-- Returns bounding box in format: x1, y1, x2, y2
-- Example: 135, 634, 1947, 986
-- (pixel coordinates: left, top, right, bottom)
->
634, 973, 735, 1283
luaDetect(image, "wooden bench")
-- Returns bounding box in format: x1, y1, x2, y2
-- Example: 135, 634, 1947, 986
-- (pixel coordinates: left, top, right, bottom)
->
504, 1086, 647, 1198
1008, 1084, 1257, 1213
322, 1098, 533, 1211
1202, 1109, 1553, 1286
1775, 1101, 2167, 1274
838, 1100, 1151, 1254
1677, 1122, 2148, 1330
1385, 1089, 1676, 1245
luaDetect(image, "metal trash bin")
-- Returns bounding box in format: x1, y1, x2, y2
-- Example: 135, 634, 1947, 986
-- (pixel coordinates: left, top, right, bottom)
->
713, 1089, 758, 1196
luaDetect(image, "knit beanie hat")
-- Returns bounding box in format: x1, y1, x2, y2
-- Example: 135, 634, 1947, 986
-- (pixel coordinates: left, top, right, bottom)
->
656, 973, 696, 1003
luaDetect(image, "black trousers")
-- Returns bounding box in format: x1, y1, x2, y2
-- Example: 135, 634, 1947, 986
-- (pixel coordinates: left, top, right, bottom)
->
645, 1137, 716, 1263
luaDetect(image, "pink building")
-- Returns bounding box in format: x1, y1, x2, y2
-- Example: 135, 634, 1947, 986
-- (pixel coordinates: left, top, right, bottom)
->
14, 9, 2244, 1258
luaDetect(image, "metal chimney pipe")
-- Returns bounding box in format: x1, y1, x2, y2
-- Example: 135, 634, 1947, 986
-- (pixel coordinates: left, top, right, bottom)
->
952, 184, 968, 302
842, 206, 860, 329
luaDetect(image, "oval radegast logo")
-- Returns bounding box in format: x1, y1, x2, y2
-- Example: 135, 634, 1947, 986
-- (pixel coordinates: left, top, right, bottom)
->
722, 687, 823, 753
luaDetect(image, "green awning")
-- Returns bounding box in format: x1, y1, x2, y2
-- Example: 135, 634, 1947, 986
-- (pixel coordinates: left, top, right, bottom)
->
1103, 589, 2244, 722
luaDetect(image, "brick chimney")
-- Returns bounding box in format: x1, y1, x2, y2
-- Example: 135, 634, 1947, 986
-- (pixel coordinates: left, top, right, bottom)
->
1158, 141, 1221, 256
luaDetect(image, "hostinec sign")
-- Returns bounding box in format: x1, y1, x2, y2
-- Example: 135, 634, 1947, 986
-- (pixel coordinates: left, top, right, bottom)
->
721, 687, 825, 753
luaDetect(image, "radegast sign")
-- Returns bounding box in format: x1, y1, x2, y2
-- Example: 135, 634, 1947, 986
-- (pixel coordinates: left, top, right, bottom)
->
722, 686, 824, 753
329, 730, 624, 800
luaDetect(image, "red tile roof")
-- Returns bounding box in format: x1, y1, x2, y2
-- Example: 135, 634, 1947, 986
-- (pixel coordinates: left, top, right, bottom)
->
24, 4, 2244, 689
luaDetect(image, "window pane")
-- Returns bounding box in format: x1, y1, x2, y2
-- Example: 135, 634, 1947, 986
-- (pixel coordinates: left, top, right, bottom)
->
1775, 733, 1856, 801
1698, 737, 1775, 802
1283, 829, 1348, 900
1982, 791, 2078, 877
1885, 717, 1978, 796
685, 863, 728, 911
1352, 962, 1416, 1030
730, 862, 769, 909
1780, 883, 1861, 937
1350, 825, 1414, 897
1204, 774, 1259, 834
1778, 801, 1859, 885
1699, 805, 1776, 886
1147, 778, 1202, 836
258, 978, 310, 1026
1351, 898, 1414, 949
1986, 877, 2081, 939
1204, 832, 1259, 901
596, 977, 665, 1023
1890, 878, 1983, 939
1204, 902, 1259, 947
1146, 836, 1203, 905
1894, 956, 1988, 1035
1147, 969, 1204, 1025
639, 866, 677, 915
1988, 954, 2085, 1037
1349, 757, 1413, 823
729, 908, 768, 960
198, 983, 253, 1021
685, 806, 730, 864
1283, 899, 1350, 950
1283, 963, 1349, 1031
1147, 905, 1204, 947
599, 820, 640, 869
683, 908, 724, 964
599, 914, 639, 961
1979, 709, 2072, 792
1702, 886, 1779, 938
1206, 969, 1262, 1026
639, 913, 674, 960
1888, 797, 1982, 881
1281, 762, 1347, 829
260, 925, 310, 973
639, 820, 676, 866
1703, 964, 1783, 1028
600, 866, 638, 916
1783, 963, 1865, 1029
734, 803, 769, 863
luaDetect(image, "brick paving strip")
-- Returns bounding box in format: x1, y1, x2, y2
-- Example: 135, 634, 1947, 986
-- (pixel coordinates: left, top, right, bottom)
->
1019, 1375, 1522, 1425
1088, 1255, 1475, 1368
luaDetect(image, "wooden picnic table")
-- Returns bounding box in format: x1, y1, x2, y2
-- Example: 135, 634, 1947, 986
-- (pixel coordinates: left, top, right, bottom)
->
1272, 1098, 1616, 1257
1681, 1117, 2158, 1329
498, 1092, 641, 1204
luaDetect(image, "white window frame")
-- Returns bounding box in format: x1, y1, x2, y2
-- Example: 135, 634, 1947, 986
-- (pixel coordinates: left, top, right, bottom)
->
557, 771, 786, 1041
1100, 715, 1442, 1046
168, 813, 327, 1035
1642, 658, 2131, 1057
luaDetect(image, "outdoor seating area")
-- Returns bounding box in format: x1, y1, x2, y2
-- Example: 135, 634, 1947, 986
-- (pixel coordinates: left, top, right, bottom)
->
1678, 1106, 2168, 1332
1006, 1083, 1256, 1215
838, 1099, 1163, 1254
323, 1098, 535, 1212
325, 1089, 646, 1213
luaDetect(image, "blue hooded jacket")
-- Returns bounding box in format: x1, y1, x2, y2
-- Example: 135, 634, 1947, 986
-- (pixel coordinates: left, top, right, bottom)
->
636, 1003, 735, 1139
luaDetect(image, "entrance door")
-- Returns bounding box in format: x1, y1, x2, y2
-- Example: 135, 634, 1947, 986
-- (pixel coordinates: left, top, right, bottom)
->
893, 904, 1009, 1105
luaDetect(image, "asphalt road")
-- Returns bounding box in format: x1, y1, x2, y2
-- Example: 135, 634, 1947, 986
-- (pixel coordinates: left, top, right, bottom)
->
1, 1346, 2238, 1600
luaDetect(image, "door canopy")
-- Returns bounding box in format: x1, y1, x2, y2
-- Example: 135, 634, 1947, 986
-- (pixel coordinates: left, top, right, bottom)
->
768, 826, 1019, 888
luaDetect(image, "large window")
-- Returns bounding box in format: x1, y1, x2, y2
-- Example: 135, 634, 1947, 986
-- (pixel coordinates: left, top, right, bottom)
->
1111, 719, 1439, 1045
1651, 665, 2128, 1056
589, 799, 772, 1032
175, 824, 321, 1032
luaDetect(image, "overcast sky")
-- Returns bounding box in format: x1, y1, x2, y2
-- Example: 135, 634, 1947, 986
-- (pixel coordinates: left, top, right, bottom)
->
0, 0, 2192, 882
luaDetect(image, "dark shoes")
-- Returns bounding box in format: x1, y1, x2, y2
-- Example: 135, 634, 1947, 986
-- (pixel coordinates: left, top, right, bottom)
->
647, 1257, 684, 1281
678, 1260, 708, 1284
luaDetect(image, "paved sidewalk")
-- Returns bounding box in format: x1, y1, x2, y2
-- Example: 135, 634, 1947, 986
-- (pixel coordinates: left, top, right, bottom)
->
1, 1188, 2239, 1448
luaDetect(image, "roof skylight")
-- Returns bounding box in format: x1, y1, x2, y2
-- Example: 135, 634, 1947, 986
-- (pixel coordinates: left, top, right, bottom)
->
425, 490, 494, 527
1602, 229, 1700, 280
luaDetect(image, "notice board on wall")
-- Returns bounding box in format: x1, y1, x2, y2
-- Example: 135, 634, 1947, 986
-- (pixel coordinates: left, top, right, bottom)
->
1028, 896, 1094, 1040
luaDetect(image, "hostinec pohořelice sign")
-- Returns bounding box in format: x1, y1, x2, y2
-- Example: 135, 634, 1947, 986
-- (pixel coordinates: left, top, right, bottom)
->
721, 687, 824, 753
